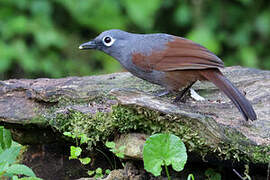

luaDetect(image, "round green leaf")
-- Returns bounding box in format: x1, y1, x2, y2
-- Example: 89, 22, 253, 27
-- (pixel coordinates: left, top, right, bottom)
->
70, 146, 82, 159
143, 133, 187, 176
105, 169, 111, 175
95, 167, 103, 175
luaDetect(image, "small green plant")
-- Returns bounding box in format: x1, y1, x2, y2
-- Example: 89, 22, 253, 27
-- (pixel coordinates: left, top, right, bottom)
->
87, 167, 111, 179
105, 141, 125, 159
0, 126, 41, 179
64, 131, 112, 178
63, 131, 91, 165
143, 133, 188, 180
205, 168, 221, 180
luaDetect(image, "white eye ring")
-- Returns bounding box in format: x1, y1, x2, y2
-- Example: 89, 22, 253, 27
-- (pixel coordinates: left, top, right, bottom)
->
102, 36, 115, 47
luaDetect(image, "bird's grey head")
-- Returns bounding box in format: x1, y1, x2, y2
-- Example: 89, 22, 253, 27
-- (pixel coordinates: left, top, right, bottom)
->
79, 29, 132, 60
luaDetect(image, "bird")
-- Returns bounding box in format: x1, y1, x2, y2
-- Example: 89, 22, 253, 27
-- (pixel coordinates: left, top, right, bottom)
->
79, 29, 257, 121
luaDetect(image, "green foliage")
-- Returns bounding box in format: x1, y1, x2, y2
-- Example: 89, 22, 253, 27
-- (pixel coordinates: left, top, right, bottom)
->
120, 0, 162, 30
143, 133, 187, 178
0, 143, 20, 164
105, 141, 125, 158
64, 130, 124, 178
63, 131, 91, 165
87, 167, 107, 179
79, 157, 91, 165
0, 126, 12, 150
205, 168, 221, 180
64, 131, 112, 178
0, 126, 38, 179
69, 146, 82, 160
6, 164, 36, 178
0, 0, 269, 80
53, 104, 269, 165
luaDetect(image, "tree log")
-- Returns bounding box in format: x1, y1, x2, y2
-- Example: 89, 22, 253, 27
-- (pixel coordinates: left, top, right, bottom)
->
0, 66, 269, 164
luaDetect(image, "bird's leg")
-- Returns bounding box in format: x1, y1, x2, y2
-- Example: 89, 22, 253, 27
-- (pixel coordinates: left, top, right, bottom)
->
154, 89, 171, 97
173, 82, 195, 103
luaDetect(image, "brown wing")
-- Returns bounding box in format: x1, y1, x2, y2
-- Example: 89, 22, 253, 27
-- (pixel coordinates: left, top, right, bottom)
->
132, 37, 224, 72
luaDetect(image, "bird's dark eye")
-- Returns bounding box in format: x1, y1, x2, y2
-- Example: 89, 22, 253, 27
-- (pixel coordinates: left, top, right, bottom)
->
104, 37, 111, 43
102, 36, 115, 47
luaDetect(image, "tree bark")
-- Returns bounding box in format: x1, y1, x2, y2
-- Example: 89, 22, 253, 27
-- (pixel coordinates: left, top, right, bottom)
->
0, 66, 269, 163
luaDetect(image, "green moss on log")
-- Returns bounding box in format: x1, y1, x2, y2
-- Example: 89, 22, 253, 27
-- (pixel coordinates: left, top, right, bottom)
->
48, 104, 269, 164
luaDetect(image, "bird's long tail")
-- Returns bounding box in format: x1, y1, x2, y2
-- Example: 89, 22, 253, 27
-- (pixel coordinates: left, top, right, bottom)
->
200, 69, 257, 121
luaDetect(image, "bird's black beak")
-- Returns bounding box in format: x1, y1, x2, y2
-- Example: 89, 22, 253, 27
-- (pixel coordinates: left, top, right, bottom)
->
79, 40, 97, 50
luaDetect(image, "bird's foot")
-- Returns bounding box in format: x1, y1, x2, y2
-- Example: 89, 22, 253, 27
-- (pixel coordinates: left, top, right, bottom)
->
173, 91, 187, 103
173, 82, 196, 103
154, 89, 171, 97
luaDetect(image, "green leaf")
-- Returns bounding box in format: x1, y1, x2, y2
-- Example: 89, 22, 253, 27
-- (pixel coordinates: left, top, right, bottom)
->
95, 167, 102, 174
71, 134, 77, 139
105, 141, 115, 149
63, 132, 72, 137
95, 167, 103, 178
69, 146, 82, 159
12, 175, 19, 180
0, 127, 12, 150
79, 134, 89, 144
79, 157, 91, 165
87, 170, 95, 176
0, 127, 4, 149
6, 164, 36, 177
0, 144, 21, 164
143, 133, 187, 176
0, 161, 9, 174
105, 169, 111, 175
115, 152, 124, 159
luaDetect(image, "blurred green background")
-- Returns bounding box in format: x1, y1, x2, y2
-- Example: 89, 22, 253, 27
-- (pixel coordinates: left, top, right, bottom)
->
1, 0, 270, 80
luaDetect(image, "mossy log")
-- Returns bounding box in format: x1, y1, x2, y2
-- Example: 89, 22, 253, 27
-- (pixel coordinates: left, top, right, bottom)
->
0, 66, 269, 164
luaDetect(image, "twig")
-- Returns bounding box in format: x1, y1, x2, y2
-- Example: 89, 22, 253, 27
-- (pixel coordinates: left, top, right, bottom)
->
96, 148, 114, 170
233, 169, 245, 180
